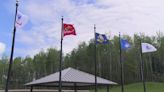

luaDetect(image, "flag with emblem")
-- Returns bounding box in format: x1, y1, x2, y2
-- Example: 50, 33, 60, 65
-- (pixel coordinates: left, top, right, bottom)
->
95, 33, 109, 44
142, 43, 157, 53
15, 11, 28, 28
121, 39, 131, 50
63, 23, 76, 37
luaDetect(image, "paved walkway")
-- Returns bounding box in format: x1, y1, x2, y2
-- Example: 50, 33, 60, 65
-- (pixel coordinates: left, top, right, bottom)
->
0, 89, 89, 92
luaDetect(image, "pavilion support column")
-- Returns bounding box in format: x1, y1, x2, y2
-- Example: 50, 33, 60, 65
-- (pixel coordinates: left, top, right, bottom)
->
74, 83, 77, 92
30, 86, 33, 92
107, 85, 109, 92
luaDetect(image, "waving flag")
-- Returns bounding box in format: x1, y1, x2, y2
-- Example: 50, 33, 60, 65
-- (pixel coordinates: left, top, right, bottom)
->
121, 39, 131, 50
15, 11, 28, 28
142, 43, 157, 53
63, 23, 76, 36
95, 33, 109, 44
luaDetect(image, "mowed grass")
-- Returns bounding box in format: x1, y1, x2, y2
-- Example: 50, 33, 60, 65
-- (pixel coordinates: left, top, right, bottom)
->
95, 82, 164, 92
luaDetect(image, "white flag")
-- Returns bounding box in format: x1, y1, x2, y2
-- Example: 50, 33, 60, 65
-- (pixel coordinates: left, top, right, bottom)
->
142, 43, 157, 53
15, 11, 28, 28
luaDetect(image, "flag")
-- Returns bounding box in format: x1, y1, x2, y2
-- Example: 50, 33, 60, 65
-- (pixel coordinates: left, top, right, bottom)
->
15, 11, 28, 28
95, 33, 109, 44
63, 23, 76, 36
142, 43, 157, 53
121, 39, 131, 50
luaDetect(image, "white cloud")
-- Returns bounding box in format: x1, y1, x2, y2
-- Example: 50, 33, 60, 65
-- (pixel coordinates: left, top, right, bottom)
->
12, 0, 164, 57
0, 42, 6, 54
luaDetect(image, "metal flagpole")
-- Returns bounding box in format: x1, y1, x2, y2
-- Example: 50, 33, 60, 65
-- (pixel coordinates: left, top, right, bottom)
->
139, 39, 146, 92
94, 24, 97, 92
5, 0, 19, 92
59, 17, 64, 92
119, 32, 124, 92
109, 41, 112, 79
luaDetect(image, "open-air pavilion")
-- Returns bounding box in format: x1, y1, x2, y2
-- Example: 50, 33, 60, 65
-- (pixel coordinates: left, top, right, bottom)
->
25, 67, 117, 92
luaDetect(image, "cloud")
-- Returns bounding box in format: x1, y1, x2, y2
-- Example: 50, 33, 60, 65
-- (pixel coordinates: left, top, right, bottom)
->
9, 0, 164, 57
0, 42, 6, 54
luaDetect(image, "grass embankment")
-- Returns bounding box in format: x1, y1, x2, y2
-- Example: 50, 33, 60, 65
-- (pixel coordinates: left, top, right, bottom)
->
96, 82, 164, 92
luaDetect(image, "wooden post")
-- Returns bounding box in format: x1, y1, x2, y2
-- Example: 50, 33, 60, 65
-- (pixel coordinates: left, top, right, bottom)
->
74, 83, 77, 92
30, 86, 33, 92
107, 85, 109, 92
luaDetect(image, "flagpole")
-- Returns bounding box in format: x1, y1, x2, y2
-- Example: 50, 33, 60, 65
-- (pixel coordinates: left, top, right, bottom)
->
109, 41, 112, 79
139, 39, 146, 92
119, 32, 124, 92
94, 24, 97, 92
5, 1, 19, 92
59, 16, 63, 92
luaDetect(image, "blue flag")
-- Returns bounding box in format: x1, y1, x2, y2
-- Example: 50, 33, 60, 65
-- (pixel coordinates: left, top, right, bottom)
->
95, 33, 109, 44
121, 39, 131, 50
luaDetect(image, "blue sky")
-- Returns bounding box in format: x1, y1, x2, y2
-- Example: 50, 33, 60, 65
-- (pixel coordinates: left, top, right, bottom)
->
0, 0, 164, 58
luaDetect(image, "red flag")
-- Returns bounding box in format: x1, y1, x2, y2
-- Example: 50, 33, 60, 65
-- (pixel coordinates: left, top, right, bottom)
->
63, 23, 76, 36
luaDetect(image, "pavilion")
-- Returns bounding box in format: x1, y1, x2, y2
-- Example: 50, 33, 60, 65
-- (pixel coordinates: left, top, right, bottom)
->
25, 67, 117, 92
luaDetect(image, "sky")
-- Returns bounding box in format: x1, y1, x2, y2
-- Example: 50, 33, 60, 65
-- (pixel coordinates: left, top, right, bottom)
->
0, 0, 164, 58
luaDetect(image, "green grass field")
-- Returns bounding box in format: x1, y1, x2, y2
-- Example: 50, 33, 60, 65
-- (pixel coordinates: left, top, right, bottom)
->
97, 82, 164, 92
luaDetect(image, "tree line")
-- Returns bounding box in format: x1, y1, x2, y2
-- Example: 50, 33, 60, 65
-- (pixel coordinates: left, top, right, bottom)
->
0, 33, 164, 89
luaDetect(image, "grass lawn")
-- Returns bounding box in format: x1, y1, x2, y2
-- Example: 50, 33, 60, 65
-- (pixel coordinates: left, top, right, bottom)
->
95, 82, 164, 92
